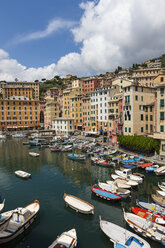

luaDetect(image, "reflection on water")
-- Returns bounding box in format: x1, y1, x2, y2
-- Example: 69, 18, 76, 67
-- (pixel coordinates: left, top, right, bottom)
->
0, 139, 163, 247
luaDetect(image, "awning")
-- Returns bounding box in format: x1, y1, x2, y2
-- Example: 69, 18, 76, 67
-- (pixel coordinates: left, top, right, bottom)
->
99, 130, 102, 132
103, 131, 107, 133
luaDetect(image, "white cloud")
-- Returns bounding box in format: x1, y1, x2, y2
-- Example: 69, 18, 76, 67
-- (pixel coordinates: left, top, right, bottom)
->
1, 0, 165, 81
12, 18, 76, 44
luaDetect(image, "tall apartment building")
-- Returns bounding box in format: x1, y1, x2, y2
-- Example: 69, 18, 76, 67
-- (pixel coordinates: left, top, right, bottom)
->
71, 94, 83, 130
83, 77, 100, 93
82, 95, 91, 132
123, 83, 155, 135
44, 96, 60, 129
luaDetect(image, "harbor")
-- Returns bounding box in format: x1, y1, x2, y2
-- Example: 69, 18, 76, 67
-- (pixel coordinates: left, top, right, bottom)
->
0, 136, 164, 247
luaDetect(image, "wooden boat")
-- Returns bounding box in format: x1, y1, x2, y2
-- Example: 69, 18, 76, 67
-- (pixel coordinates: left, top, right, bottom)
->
106, 180, 131, 189
131, 206, 165, 226
115, 169, 143, 183
133, 172, 145, 178
48, 228, 77, 248
136, 199, 165, 216
98, 182, 130, 198
155, 165, 165, 175
145, 164, 159, 173
138, 162, 152, 168
152, 194, 165, 207
64, 193, 94, 214
0, 200, 40, 244
91, 186, 121, 201
124, 210, 165, 245
29, 152, 40, 157
158, 182, 165, 191
156, 190, 165, 197
15, 170, 31, 179
67, 154, 86, 160
100, 217, 151, 248
111, 175, 138, 187
0, 199, 5, 213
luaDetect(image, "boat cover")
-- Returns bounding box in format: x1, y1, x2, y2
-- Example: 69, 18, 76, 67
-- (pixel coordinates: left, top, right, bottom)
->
92, 187, 120, 200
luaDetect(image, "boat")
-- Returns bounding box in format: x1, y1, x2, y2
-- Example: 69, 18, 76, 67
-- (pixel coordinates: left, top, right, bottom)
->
29, 152, 40, 157
133, 172, 145, 178
0, 134, 6, 140
111, 175, 138, 187
152, 194, 165, 206
0, 199, 5, 213
131, 206, 165, 226
98, 182, 130, 198
145, 164, 159, 173
158, 182, 165, 191
0, 210, 13, 231
110, 179, 132, 189
155, 165, 165, 175
121, 164, 136, 170
12, 133, 24, 138
122, 158, 140, 163
29, 138, 46, 146
114, 169, 143, 183
136, 199, 165, 216
64, 193, 94, 214
0, 200, 40, 244
124, 210, 165, 245
99, 217, 151, 248
14, 170, 31, 179
156, 190, 165, 197
67, 154, 86, 160
61, 145, 72, 152
22, 141, 30, 145
48, 228, 77, 248
91, 186, 121, 201
138, 162, 153, 168
50, 146, 62, 152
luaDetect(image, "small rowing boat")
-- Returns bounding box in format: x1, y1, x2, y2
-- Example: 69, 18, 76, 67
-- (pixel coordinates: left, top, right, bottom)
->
138, 162, 152, 168
91, 186, 121, 201
29, 152, 40, 157
15, 170, 31, 179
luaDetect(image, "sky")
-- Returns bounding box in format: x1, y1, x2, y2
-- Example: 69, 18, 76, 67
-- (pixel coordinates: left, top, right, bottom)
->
0, 0, 165, 81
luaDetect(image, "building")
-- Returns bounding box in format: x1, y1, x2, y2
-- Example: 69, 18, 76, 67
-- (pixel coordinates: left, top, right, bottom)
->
71, 94, 83, 130
146, 60, 161, 68
123, 83, 155, 135
71, 79, 83, 90
63, 88, 81, 119
82, 95, 91, 132
0, 96, 40, 131
0, 81, 39, 100
45, 87, 59, 97
44, 96, 60, 129
52, 118, 74, 135
82, 77, 100, 93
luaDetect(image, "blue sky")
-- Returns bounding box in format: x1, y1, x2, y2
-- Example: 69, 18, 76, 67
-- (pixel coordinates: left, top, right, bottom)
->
0, 0, 165, 81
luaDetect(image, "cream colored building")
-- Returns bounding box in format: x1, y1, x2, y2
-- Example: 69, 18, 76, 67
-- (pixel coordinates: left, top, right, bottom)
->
52, 118, 74, 135
123, 83, 155, 135
44, 96, 60, 129
112, 78, 133, 92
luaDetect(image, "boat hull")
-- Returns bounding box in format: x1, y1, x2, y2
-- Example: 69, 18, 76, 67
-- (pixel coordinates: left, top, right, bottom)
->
91, 186, 121, 201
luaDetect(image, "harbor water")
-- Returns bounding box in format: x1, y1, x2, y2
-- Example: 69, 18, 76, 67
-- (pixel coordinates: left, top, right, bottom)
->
0, 138, 163, 248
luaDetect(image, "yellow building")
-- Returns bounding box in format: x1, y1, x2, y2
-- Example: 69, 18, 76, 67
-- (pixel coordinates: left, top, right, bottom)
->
71, 94, 83, 130
123, 83, 155, 135
44, 96, 60, 129
82, 95, 91, 132
2, 87, 34, 100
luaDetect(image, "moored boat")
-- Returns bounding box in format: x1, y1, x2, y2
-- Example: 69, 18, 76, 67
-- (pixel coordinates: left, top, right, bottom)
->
158, 181, 165, 191
131, 206, 165, 226
100, 217, 151, 248
67, 153, 86, 160
29, 152, 40, 157
15, 170, 31, 179
124, 210, 165, 245
115, 169, 143, 183
136, 199, 165, 216
145, 164, 159, 173
155, 165, 165, 175
64, 193, 94, 214
111, 174, 139, 187
91, 186, 121, 201
0, 199, 5, 213
0, 200, 40, 244
98, 182, 130, 198
48, 228, 77, 248
151, 194, 165, 207
138, 162, 153, 168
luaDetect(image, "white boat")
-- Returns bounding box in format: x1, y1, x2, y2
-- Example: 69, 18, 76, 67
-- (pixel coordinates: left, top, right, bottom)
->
29, 152, 40, 157
111, 174, 138, 187
115, 169, 143, 183
68, 154, 86, 160
106, 180, 131, 189
100, 217, 151, 248
158, 182, 165, 191
12, 133, 24, 138
64, 193, 94, 214
152, 194, 165, 207
0, 200, 40, 244
48, 228, 77, 248
0, 134, 6, 139
155, 166, 165, 175
98, 182, 130, 198
15, 170, 31, 179
136, 199, 165, 216
0, 199, 5, 213
156, 190, 165, 197
0, 209, 13, 231
124, 210, 165, 245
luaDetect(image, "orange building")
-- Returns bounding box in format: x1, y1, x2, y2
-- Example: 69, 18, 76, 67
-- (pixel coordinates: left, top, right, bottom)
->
82, 77, 100, 93
82, 95, 91, 132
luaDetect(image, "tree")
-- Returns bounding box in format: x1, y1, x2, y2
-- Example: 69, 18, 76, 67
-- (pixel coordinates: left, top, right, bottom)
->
15, 78, 18, 82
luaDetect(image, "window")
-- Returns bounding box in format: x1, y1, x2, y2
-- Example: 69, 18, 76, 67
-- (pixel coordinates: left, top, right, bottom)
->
160, 99, 164, 107
129, 127, 131, 133
160, 88, 164, 95
146, 115, 148, 121
150, 115, 153, 121
150, 106, 152, 112
160, 125, 164, 132
141, 114, 143, 121
146, 124, 148, 130
135, 95, 138, 101
125, 127, 127, 132
141, 96, 143, 101
150, 124, 153, 132
141, 127, 143, 132
160, 112, 164, 120
161, 77, 164, 82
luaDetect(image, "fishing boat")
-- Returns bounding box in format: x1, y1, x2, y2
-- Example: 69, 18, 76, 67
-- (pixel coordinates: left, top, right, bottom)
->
131, 206, 165, 226
152, 194, 165, 207
91, 186, 121, 201
155, 165, 165, 176
98, 182, 130, 198
114, 169, 143, 183
99, 217, 151, 248
48, 228, 77, 248
145, 164, 159, 173
15, 170, 31, 179
124, 210, 165, 245
29, 152, 40, 157
138, 162, 153, 168
158, 182, 165, 191
64, 193, 94, 214
0, 209, 13, 231
67, 154, 86, 161
111, 175, 138, 187
136, 199, 165, 216
0, 200, 40, 244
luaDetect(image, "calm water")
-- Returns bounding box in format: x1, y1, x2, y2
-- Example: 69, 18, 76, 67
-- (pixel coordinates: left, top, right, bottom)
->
0, 139, 163, 248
